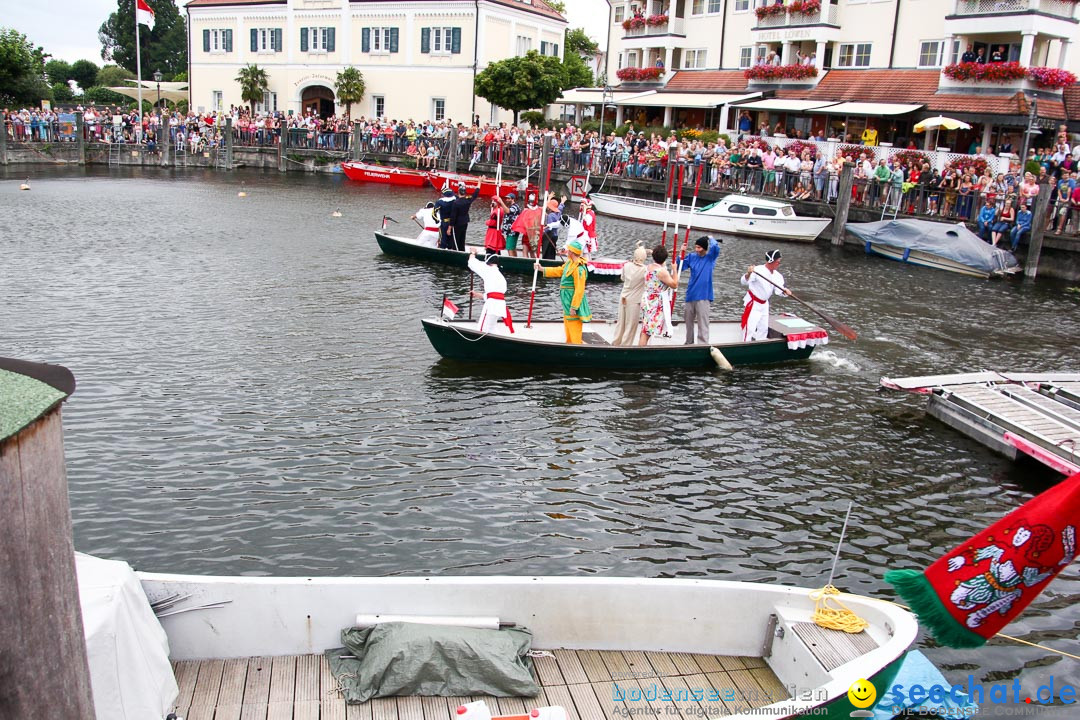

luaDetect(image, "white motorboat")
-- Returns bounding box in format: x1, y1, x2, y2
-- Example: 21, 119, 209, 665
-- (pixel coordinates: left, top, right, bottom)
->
590, 193, 831, 243
136, 569, 916, 720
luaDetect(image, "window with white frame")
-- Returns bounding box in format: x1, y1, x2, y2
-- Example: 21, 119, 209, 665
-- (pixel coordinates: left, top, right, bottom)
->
918, 40, 944, 68
837, 43, 871, 67
432, 26, 453, 55
733, 0, 750, 11
516, 35, 532, 56
309, 27, 331, 52
614, 5, 625, 23
209, 29, 229, 53
432, 98, 446, 122
212, 91, 223, 112
373, 95, 385, 118
257, 91, 278, 113
371, 27, 391, 54
540, 41, 559, 57
692, 0, 725, 12
684, 49, 707, 69
253, 28, 280, 53
739, 47, 754, 69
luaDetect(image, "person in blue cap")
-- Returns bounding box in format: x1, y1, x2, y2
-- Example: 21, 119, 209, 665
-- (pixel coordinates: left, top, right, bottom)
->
535, 238, 591, 344
678, 235, 722, 344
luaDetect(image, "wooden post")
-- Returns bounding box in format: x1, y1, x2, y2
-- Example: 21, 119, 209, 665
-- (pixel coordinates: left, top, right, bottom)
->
1024, 183, 1054, 279
0, 115, 7, 166
446, 132, 459, 172
225, 116, 234, 170
352, 121, 362, 161
831, 161, 855, 246
0, 365, 95, 719
159, 121, 169, 168
539, 135, 553, 195
75, 111, 86, 166
278, 127, 286, 172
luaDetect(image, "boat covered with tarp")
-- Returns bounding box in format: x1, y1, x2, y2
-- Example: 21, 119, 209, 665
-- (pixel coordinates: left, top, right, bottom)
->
848, 219, 1020, 278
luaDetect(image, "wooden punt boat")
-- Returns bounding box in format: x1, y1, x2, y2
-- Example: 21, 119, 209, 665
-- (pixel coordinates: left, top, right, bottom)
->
342, 161, 431, 187
375, 232, 624, 282
137, 570, 917, 720
421, 314, 830, 369
427, 169, 524, 197
589, 193, 830, 243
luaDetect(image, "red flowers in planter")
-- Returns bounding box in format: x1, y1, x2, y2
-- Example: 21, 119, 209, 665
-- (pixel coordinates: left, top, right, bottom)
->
646, 14, 668, 26
621, 17, 646, 30
616, 67, 663, 81
943, 61, 1027, 83
755, 4, 786, 19
1028, 66, 1078, 90
944, 62, 1077, 90
788, 0, 822, 15
892, 150, 930, 169
743, 64, 819, 81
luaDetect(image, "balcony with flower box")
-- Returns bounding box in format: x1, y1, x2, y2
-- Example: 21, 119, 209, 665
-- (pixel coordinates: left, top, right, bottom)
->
937, 61, 1077, 95
945, 0, 1078, 38
615, 66, 667, 87
622, 14, 686, 53
743, 63, 822, 88
753, 1, 839, 30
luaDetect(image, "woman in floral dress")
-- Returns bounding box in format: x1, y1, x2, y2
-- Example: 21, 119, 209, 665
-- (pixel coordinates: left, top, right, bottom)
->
638, 245, 679, 346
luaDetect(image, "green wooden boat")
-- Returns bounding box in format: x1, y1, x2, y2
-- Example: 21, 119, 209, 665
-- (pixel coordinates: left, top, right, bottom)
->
375, 232, 624, 282
421, 314, 830, 369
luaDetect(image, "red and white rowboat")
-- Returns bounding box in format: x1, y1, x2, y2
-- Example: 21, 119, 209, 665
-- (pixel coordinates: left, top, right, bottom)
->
341, 162, 430, 187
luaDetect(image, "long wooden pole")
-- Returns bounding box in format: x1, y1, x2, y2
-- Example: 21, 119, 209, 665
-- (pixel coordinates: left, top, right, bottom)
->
671, 167, 705, 312
752, 271, 857, 341
669, 163, 686, 255
658, 159, 676, 253
526, 191, 554, 328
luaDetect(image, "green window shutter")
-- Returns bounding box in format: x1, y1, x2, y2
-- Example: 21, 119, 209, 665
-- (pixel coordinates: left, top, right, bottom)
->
540, 41, 547, 55
327, 27, 336, 52
421, 27, 430, 54
273, 28, 282, 52
225, 29, 233, 53
203, 29, 210, 53
451, 27, 461, 55
362, 27, 370, 53
390, 27, 399, 53
251, 28, 258, 52
300, 27, 308, 52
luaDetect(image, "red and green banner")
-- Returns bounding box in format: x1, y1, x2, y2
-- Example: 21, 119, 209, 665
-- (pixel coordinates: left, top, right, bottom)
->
885, 472, 1079, 648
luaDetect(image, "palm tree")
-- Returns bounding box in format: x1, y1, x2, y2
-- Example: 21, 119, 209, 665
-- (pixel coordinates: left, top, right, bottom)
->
235, 64, 269, 115
335, 67, 366, 121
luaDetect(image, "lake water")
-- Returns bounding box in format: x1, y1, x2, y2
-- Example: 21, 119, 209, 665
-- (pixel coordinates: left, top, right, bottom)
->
2, 166, 1078, 714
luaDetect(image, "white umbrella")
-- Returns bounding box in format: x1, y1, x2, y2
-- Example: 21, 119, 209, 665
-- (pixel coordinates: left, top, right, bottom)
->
913, 116, 972, 132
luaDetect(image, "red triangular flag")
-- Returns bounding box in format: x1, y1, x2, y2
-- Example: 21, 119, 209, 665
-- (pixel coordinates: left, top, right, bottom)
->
885, 471, 1079, 648
442, 297, 459, 319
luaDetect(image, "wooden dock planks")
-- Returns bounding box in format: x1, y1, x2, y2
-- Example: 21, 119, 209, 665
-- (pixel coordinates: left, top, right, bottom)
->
174, 649, 788, 719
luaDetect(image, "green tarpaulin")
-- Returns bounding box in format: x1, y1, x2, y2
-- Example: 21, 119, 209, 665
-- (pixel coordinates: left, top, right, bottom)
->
325, 622, 540, 704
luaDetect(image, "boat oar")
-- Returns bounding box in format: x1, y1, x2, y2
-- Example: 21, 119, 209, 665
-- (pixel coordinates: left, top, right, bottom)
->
752, 271, 857, 341
658, 161, 676, 253
671, 167, 705, 313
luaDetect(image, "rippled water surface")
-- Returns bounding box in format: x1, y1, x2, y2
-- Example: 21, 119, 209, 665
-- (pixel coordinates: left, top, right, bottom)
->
3, 167, 1078, 707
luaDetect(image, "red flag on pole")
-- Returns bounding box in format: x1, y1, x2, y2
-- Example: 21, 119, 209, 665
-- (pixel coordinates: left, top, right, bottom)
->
442, 297, 459, 320
885, 472, 1079, 648
137, 0, 156, 30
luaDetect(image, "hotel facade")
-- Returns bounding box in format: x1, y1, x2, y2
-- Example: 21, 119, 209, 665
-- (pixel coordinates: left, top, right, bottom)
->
569, 0, 1080, 153
184, 0, 567, 123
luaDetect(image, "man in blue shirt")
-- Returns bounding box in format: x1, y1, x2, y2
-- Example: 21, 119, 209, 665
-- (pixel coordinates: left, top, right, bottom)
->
976, 197, 998, 241
1011, 205, 1032, 251
679, 235, 722, 344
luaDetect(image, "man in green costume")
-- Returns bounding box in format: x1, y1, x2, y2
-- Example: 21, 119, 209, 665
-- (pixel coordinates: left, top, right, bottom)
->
535, 238, 591, 344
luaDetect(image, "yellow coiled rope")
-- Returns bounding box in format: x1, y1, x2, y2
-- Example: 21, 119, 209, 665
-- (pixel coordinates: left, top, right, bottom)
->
811, 584, 869, 633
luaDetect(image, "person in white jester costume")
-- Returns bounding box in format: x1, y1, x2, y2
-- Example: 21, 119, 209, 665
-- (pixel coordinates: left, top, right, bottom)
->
579, 197, 598, 255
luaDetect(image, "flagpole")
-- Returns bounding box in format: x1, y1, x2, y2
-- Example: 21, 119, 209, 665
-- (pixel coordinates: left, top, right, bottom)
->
135, 8, 144, 124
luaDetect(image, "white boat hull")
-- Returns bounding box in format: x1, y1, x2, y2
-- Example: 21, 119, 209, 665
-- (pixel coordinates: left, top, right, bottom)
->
866, 242, 993, 279
590, 194, 830, 242
138, 572, 916, 720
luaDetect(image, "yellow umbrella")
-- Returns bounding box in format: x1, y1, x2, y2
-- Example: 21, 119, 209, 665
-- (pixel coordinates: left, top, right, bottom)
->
913, 116, 972, 133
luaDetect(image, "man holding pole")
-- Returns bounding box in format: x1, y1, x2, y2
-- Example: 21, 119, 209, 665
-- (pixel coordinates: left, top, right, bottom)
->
467, 248, 513, 334
680, 235, 722, 345
740, 249, 791, 342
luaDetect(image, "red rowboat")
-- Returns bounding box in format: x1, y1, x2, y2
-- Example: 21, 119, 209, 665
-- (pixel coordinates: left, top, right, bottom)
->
341, 162, 430, 187
427, 170, 528, 198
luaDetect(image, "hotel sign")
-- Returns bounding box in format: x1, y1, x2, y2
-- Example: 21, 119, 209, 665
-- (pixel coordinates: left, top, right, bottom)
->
294, 74, 335, 87
757, 30, 813, 41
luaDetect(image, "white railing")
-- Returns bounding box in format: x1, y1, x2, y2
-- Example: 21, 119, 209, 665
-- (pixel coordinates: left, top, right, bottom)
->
755, 4, 839, 28
735, 134, 1012, 176
952, 0, 1077, 20
623, 17, 685, 37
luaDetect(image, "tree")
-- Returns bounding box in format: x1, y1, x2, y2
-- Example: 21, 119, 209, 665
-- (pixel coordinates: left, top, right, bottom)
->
97, 63, 135, 87
475, 51, 566, 126
70, 60, 101, 92
235, 64, 269, 115
45, 59, 73, 84
52, 81, 75, 104
565, 28, 599, 57
0, 28, 50, 106
562, 52, 593, 90
99, 0, 187, 79
335, 67, 366, 120
546, 0, 567, 14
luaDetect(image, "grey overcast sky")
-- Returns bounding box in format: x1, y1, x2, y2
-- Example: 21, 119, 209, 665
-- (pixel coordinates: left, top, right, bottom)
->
4, 0, 611, 64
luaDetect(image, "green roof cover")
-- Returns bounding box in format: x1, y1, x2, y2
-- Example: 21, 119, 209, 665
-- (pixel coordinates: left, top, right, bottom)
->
0, 368, 68, 443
